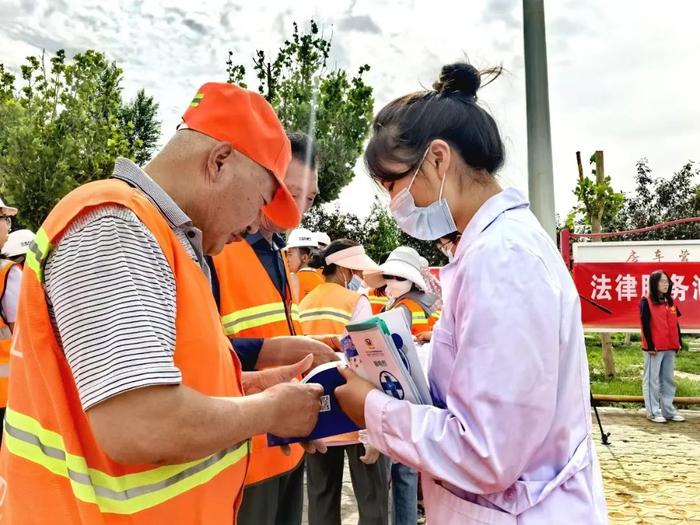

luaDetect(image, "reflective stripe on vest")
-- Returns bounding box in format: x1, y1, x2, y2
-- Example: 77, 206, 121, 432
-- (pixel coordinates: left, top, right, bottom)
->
4, 408, 249, 515
222, 302, 301, 336
299, 307, 353, 325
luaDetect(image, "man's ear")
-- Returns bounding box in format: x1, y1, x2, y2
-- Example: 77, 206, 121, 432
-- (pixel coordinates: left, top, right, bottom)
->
205, 142, 234, 182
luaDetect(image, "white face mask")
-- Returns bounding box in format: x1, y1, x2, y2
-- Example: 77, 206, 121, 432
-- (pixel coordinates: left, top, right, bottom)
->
389, 148, 458, 241
385, 278, 413, 300
347, 274, 364, 291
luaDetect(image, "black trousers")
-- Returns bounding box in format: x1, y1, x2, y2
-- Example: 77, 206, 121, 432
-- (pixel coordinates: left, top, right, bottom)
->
306, 444, 390, 525
237, 458, 305, 525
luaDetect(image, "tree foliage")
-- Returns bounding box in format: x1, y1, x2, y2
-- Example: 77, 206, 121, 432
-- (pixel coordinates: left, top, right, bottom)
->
303, 198, 447, 266
226, 20, 374, 203
566, 151, 624, 234
607, 159, 700, 240
0, 49, 160, 230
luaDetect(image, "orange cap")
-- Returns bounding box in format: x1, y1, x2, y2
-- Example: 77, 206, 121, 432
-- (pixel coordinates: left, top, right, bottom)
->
181, 82, 300, 229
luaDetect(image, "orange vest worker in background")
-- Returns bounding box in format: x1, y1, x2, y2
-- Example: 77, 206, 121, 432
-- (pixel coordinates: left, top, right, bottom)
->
210, 132, 338, 525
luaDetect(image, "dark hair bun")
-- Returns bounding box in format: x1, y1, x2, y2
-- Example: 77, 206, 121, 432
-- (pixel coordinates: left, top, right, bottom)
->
433, 63, 480, 98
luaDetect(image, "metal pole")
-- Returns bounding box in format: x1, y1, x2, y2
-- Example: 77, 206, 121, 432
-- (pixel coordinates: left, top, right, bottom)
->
523, 0, 556, 240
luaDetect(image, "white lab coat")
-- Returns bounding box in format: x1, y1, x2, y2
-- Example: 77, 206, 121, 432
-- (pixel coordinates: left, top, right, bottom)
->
365, 188, 608, 524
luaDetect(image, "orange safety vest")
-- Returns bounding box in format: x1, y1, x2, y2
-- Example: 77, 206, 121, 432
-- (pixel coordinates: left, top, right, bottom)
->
299, 282, 361, 445
367, 289, 389, 316
212, 241, 304, 486
295, 268, 324, 303
0, 259, 17, 408
393, 297, 438, 336
0, 180, 250, 524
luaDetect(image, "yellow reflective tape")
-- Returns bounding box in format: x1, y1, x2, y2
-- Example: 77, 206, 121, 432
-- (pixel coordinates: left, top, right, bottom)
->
299, 307, 352, 318
299, 307, 353, 325
221, 302, 299, 335
190, 92, 204, 107
4, 408, 249, 514
25, 227, 50, 281
411, 312, 428, 321
369, 297, 388, 305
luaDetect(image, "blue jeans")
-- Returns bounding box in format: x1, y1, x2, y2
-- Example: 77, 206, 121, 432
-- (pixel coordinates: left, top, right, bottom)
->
391, 462, 417, 525
642, 350, 679, 419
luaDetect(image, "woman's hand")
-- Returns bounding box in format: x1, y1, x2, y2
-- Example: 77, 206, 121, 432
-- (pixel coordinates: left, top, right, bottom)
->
360, 443, 381, 465
335, 365, 376, 428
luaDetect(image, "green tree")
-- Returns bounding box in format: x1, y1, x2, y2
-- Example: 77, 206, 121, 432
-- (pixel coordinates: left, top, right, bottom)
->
566, 151, 624, 378
0, 50, 160, 230
608, 159, 700, 240
227, 20, 374, 203
120, 88, 161, 166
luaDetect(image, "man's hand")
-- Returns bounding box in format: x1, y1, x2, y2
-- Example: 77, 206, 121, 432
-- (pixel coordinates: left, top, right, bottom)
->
263, 381, 324, 438
301, 440, 328, 454
334, 365, 376, 428
311, 335, 342, 352
243, 354, 314, 394
257, 336, 340, 370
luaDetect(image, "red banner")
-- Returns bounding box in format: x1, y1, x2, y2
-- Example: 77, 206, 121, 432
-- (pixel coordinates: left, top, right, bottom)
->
573, 262, 700, 331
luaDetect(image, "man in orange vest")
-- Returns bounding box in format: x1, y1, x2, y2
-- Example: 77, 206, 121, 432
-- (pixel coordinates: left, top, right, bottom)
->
210, 132, 338, 525
0, 83, 324, 524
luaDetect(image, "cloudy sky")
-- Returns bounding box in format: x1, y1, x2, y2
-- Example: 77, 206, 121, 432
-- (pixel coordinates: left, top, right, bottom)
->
1, 0, 699, 219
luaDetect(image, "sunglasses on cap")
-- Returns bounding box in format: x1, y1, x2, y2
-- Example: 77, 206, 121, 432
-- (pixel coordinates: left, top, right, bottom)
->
382, 274, 407, 282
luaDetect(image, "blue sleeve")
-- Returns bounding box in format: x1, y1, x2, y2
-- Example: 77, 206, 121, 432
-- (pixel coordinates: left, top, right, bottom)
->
230, 337, 264, 371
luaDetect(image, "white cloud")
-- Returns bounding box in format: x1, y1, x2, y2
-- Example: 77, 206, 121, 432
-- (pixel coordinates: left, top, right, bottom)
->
1, 0, 699, 222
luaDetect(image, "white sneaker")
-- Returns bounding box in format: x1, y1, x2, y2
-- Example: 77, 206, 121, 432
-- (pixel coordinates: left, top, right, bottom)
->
669, 414, 686, 422
647, 415, 667, 423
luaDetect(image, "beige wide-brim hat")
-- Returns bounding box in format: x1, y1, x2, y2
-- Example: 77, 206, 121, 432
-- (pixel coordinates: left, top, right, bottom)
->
0, 197, 18, 217
364, 246, 427, 291
325, 245, 379, 272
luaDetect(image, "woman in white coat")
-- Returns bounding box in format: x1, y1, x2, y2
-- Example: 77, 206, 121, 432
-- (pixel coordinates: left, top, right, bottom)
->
335, 63, 608, 524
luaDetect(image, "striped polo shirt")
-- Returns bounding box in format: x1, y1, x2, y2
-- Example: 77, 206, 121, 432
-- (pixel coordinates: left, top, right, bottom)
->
44, 158, 208, 410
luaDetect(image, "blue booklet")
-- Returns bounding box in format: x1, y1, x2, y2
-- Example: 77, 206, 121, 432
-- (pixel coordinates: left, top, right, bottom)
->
267, 361, 360, 447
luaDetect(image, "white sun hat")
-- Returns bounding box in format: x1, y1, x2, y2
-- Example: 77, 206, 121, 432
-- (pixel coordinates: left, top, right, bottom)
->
287, 228, 319, 249
313, 231, 331, 248
0, 197, 18, 217
2, 229, 35, 258
363, 246, 427, 291
325, 245, 379, 272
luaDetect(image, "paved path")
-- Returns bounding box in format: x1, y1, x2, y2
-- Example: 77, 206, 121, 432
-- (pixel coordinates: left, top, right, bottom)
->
301, 408, 700, 524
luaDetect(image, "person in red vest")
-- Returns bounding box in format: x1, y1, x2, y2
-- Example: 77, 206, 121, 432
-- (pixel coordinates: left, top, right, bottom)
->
0, 82, 324, 524
640, 270, 685, 423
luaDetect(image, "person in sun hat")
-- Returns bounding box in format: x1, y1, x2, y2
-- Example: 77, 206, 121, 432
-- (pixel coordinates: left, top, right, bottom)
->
313, 231, 331, 250
0, 196, 17, 253
363, 246, 441, 525
0, 82, 325, 524
0, 197, 20, 435
1, 229, 35, 264
298, 239, 391, 525
364, 246, 439, 338
286, 227, 325, 303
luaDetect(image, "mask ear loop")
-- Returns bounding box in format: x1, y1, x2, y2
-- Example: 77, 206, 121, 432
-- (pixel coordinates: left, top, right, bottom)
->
437, 163, 448, 201
407, 147, 431, 193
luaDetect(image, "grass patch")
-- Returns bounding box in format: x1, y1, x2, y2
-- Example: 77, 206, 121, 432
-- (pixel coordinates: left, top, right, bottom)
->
586, 333, 700, 398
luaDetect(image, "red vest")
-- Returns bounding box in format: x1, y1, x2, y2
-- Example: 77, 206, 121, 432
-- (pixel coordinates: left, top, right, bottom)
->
642, 297, 681, 351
